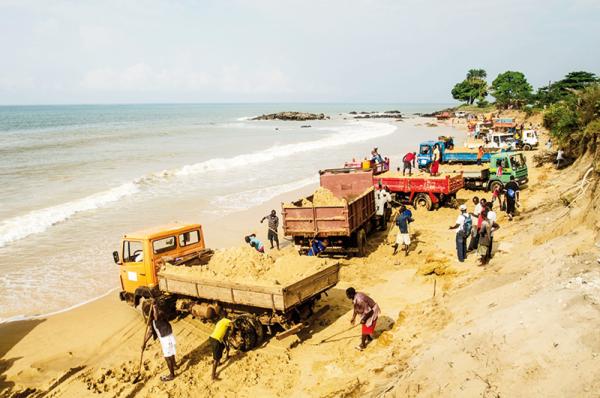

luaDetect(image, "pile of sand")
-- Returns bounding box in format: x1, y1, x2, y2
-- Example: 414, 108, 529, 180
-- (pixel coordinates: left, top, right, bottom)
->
162, 246, 331, 285
296, 187, 347, 207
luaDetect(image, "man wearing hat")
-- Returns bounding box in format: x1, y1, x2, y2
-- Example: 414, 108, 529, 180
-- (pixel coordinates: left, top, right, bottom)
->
449, 204, 471, 262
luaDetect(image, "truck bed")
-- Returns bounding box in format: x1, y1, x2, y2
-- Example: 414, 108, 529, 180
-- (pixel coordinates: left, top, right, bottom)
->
158, 263, 340, 312
374, 172, 464, 194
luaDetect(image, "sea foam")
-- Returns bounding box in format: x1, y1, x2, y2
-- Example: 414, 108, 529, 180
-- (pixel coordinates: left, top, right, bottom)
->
0, 121, 396, 247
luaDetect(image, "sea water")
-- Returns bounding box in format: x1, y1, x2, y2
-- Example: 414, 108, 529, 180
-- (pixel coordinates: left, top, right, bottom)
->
0, 103, 450, 321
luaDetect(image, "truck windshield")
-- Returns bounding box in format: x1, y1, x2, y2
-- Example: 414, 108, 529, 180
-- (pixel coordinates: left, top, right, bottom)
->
123, 240, 143, 263
510, 154, 525, 168
420, 145, 431, 155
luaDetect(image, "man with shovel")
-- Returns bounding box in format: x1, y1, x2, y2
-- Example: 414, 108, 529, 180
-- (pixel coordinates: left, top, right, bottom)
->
142, 301, 176, 382
260, 209, 280, 250
346, 287, 381, 351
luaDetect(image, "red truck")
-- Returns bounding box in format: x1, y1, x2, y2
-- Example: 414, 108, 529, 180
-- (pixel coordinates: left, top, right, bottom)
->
343, 161, 464, 211
282, 169, 376, 257
373, 171, 463, 210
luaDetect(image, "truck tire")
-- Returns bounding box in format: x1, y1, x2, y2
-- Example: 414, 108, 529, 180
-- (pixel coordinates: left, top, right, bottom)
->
489, 180, 503, 193
357, 229, 367, 257
413, 193, 433, 211
232, 314, 262, 351
523, 144, 532, 151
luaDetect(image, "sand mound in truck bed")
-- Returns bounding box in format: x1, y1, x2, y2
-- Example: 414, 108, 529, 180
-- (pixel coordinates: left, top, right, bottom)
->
283, 186, 347, 207
162, 246, 331, 285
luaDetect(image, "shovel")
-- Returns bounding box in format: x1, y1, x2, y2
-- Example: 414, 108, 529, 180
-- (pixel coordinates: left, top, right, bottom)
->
315, 324, 358, 345
132, 299, 154, 384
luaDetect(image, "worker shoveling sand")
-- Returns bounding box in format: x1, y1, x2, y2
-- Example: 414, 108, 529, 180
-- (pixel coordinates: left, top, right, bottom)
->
162, 246, 331, 285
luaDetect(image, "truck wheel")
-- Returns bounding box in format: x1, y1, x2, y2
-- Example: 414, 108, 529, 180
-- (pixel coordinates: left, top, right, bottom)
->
232, 315, 260, 351
357, 229, 367, 257
523, 144, 532, 151
489, 180, 503, 193
413, 193, 433, 211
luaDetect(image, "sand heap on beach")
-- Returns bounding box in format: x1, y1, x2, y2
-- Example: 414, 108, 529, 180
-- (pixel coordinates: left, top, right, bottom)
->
162, 246, 330, 285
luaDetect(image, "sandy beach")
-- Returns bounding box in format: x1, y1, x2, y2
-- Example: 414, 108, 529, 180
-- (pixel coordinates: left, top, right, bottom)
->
2, 112, 600, 397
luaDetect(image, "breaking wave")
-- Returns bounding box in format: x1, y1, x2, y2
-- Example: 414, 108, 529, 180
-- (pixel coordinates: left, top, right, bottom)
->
0, 121, 396, 247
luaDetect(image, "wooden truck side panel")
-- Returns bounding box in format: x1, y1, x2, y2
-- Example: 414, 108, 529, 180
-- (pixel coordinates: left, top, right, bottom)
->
158, 263, 340, 312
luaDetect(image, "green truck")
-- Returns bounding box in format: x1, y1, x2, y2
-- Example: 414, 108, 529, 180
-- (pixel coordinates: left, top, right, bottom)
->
440, 152, 528, 192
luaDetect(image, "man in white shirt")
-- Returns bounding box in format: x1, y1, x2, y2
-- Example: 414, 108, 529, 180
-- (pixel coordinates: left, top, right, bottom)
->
374, 183, 391, 230
448, 204, 470, 262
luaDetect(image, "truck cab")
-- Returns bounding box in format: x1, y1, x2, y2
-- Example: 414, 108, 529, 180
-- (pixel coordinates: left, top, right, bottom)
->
488, 133, 517, 150
519, 130, 539, 150
417, 140, 446, 169
113, 223, 205, 305
488, 152, 528, 190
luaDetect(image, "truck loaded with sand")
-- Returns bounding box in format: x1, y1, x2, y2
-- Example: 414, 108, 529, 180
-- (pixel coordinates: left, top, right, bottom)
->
112, 223, 340, 351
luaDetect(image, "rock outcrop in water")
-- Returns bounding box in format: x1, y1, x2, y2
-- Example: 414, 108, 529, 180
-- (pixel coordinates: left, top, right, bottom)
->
350, 110, 403, 119
252, 112, 327, 121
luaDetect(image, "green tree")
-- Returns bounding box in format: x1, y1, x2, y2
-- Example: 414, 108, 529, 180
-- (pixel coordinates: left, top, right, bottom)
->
467, 69, 487, 80
490, 71, 532, 108
543, 84, 600, 155
535, 71, 598, 106
451, 69, 488, 105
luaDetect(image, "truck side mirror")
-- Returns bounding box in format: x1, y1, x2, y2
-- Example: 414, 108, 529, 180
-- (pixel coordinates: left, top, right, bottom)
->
112, 251, 120, 264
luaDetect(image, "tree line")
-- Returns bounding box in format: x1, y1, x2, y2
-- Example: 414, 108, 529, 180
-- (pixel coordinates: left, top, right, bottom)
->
452, 68, 600, 162
451, 69, 598, 110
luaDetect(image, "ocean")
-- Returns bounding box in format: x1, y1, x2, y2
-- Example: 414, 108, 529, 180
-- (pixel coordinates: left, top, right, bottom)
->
0, 103, 451, 321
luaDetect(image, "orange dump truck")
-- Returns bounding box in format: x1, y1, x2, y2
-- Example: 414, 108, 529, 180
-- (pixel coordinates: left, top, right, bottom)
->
113, 223, 340, 350
282, 169, 376, 257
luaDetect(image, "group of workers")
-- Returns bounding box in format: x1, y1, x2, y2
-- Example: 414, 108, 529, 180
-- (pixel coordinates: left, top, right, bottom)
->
142, 300, 235, 383
448, 174, 521, 265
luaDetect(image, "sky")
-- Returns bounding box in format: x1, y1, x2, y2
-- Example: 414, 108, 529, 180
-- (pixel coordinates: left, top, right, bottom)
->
0, 0, 599, 105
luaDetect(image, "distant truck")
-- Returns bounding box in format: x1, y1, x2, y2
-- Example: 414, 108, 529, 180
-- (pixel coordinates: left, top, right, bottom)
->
113, 223, 340, 350
439, 152, 529, 191
417, 140, 494, 169
282, 169, 376, 257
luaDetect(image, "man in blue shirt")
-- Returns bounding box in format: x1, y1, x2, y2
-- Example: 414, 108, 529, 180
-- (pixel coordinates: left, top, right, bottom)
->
307, 239, 327, 256
393, 206, 414, 256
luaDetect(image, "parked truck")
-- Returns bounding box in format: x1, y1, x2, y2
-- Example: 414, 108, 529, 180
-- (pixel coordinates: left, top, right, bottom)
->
417, 140, 495, 169
342, 158, 464, 210
439, 152, 528, 191
113, 223, 340, 350
282, 169, 376, 257
373, 170, 464, 210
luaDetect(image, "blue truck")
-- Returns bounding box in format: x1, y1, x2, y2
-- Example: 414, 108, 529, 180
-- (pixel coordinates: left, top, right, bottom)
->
417, 140, 495, 169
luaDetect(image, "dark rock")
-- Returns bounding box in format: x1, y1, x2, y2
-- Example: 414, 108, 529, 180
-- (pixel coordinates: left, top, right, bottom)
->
252, 112, 327, 121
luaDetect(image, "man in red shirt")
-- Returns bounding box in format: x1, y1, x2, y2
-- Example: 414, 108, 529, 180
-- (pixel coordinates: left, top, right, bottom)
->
402, 152, 416, 176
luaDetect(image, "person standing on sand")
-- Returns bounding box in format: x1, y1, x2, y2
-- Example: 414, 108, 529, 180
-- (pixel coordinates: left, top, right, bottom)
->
393, 205, 413, 256
244, 234, 264, 253
375, 182, 392, 230
143, 302, 176, 382
346, 287, 380, 351
209, 317, 233, 381
491, 184, 503, 210
504, 175, 520, 221
478, 211, 500, 265
402, 152, 416, 176
449, 204, 470, 262
260, 210, 280, 250
467, 196, 482, 252
557, 148, 565, 169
